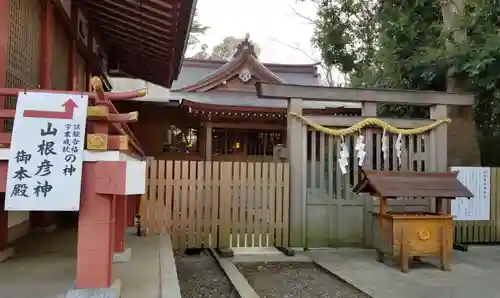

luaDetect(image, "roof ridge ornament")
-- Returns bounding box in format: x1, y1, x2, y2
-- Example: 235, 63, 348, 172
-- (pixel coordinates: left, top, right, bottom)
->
233, 33, 257, 58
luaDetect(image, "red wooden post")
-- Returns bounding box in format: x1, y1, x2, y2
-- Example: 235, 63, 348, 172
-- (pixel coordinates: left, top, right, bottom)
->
30, 0, 56, 230
0, 0, 8, 132
75, 163, 113, 288
0, 193, 9, 260
114, 195, 127, 253
68, 41, 77, 90
0, 0, 9, 258
39, 0, 53, 89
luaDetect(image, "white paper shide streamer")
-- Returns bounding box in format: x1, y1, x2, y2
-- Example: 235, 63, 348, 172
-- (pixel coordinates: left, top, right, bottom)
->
381, 129, 389, 162
338, 138, 349, 175
395, 133, 403, 167
354, 134, 366, 166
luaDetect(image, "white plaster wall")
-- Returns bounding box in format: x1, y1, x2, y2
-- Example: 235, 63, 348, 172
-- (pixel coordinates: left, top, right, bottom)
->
8, 211, 30, 228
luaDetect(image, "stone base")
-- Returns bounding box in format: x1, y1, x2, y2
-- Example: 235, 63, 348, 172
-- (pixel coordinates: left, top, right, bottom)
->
113, 247, 132, 263
32, 224, 57, 234
216, 247, 234, 258
64, 279, 122, 298
276, 246, 295, 256
0, 247, 15, 263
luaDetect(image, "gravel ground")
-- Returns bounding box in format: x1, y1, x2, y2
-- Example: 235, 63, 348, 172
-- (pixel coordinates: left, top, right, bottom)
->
175, 250, 239, 298
237, 262, 370, 298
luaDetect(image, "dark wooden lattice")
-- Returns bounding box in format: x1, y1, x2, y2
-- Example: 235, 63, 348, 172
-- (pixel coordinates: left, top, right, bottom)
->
52, 13, 70, 90
5, 0, 41, 131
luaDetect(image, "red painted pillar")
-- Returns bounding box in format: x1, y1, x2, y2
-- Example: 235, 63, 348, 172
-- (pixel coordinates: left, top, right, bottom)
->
30, 0, 55, 229
39, 0, 53, 88
76, 163, 113, 288
68, 41, 77, 90
114, 195, 127, 253
0, 193, 8, 251
0, 0, 9, 133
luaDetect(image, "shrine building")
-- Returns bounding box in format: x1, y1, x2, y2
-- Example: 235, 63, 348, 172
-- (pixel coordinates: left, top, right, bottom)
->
112, 37, 361, 162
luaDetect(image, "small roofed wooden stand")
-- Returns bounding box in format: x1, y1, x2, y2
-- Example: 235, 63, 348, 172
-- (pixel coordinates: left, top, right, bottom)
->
353, 169, 473, 273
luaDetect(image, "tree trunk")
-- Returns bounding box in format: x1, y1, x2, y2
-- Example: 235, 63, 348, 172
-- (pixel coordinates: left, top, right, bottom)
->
440, 0, 481, 166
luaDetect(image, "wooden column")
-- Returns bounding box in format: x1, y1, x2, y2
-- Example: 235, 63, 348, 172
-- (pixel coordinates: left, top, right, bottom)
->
0, 0, 8, 132
31, 0, 55, 229
68, 41, 77, 90
0, 2, 7, 256
205, 122, 212, 161
0, 0, 8, 255
287, 97, 304, 248
431, 105, 449, 210
362, 102, 377, 247
39, 0, 53, 89
0, 193, 8, 251
76, 163, 113, 288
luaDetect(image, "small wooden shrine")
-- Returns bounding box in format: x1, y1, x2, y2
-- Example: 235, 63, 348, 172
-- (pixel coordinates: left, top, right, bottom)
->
353, 169, 473, 273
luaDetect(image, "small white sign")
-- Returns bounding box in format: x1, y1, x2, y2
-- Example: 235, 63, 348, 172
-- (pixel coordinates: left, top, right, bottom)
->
451, 167, 490, 221
5, 92, 88, 211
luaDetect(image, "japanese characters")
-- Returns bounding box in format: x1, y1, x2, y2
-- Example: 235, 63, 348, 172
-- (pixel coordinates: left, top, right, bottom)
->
6, 92, 88, 211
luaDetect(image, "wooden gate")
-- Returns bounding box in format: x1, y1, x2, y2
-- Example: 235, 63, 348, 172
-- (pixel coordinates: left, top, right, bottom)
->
140, 160, 290, 249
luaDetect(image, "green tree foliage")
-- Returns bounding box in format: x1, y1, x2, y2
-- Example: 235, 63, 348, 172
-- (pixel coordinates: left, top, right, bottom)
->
307, 0, 500, 164
187, 11, 209, 49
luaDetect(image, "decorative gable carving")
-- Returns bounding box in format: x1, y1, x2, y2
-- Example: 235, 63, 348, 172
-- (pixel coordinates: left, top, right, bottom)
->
175, 34, 285, 92
238, 68, 252, 82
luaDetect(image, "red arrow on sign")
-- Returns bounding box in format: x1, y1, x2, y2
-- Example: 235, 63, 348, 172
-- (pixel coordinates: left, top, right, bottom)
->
23, 98, 79, 120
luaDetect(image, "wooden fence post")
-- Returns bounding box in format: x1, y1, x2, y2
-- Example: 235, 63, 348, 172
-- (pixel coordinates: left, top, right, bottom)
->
362, 102, 376, 248
287, 97, 305, 248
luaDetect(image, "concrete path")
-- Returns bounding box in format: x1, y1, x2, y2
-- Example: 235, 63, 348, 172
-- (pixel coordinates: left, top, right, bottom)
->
307, 247, 500, 298
0, 228, 163, 298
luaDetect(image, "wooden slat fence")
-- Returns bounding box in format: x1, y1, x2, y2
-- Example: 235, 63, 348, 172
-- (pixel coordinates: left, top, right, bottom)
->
140, 160, 290, 250
454, 167, 500, 244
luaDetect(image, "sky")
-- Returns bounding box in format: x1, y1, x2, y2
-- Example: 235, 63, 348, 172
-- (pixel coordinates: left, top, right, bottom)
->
186, 0, 321, 64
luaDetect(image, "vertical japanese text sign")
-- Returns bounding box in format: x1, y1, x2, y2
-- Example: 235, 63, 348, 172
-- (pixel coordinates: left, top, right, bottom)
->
5, 92, 88, 211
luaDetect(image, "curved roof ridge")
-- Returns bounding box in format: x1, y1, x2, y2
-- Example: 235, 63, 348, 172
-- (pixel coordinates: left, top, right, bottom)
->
174, 37, 285, 92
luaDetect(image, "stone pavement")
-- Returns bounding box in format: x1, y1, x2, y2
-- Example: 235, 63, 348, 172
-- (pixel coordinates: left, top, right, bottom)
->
0, 228, 163, 298
307, 246, 500, 298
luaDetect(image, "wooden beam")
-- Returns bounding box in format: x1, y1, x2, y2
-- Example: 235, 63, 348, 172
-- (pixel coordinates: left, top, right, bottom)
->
86, 134, 129, 151
0, 132, 11, 147
89, 0, 172, 27
129, 0, 173, 17
88, 106, 139, 123
101, 30, 169, 56
211, 122, 285, 130
0, 88, 146, 101
256, 83, 476, 106
306, 115, 436, 128
87, 10, 171, 38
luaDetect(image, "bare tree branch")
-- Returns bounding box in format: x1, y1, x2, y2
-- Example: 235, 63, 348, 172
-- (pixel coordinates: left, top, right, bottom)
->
270, 38, 320, 63
287, 4, 317, 25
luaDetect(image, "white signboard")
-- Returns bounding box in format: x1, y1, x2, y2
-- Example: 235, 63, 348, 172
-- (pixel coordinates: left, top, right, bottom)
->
5, 92, 88, 211
451, 167, 490, 221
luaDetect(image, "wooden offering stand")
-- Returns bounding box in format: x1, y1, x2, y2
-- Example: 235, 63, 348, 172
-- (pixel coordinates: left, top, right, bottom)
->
353, 170, 473, 273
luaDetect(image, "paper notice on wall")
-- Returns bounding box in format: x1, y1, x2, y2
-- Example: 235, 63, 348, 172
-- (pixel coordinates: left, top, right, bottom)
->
450, 167, 490, 221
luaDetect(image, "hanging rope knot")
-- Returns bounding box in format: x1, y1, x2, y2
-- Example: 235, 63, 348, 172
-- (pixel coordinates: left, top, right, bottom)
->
288, 112, 451, 136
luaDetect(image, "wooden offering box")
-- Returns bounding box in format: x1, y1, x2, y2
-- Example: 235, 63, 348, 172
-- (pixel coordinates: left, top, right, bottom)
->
353, 170, 473, 273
